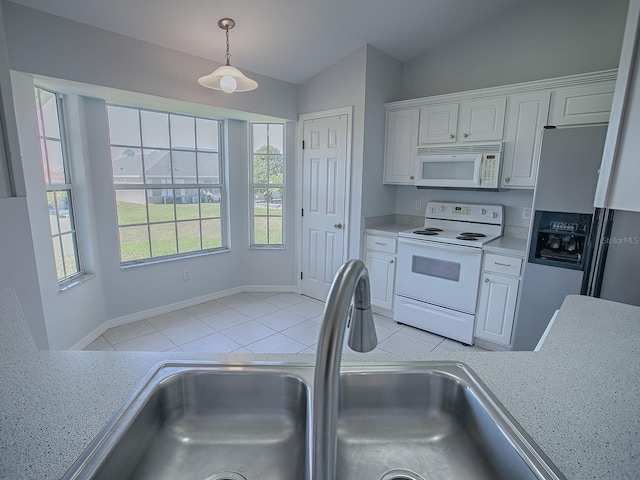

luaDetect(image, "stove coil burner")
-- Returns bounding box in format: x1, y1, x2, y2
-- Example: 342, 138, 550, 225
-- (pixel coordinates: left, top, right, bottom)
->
456, 235, 479, 241
460, 232, 486, 238
413, 227, 443, 236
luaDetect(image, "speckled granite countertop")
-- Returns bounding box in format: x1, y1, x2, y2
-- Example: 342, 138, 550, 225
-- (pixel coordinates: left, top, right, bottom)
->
484, 236, 528, 257
1, 289, 639, 479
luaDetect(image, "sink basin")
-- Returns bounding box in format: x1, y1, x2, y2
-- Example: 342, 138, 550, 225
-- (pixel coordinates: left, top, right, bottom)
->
63, 362, 564, 480
336, 363, 564, 480
63, 364, 309, 480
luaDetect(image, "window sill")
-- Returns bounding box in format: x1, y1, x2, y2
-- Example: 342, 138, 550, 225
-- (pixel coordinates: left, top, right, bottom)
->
59, 272, 96, 292
120, 248, 231, 270
250, 245, 286, 250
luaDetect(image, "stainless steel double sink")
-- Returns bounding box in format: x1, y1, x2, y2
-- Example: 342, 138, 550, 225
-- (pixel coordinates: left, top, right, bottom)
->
63, 362, 565, 480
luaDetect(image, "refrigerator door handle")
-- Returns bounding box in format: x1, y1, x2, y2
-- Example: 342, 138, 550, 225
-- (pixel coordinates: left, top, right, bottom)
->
582, 208, 615, 297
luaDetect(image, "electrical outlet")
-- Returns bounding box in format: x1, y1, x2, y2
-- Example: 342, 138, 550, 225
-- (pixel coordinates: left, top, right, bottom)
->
183, 269, 191, 281
415, 199, 422, 211
523, 206, 532, 220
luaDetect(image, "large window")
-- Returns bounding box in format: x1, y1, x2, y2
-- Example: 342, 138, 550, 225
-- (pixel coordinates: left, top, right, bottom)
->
34, 87, 82, 282
250, 123, 284, 246
107, 106, 225, 264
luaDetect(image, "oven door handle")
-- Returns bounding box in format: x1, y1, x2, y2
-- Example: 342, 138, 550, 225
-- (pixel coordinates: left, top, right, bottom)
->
398, 237, 482, 255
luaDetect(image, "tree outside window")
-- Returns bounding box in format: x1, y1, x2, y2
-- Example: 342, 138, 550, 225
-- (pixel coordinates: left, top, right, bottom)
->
251, 123, 284, 246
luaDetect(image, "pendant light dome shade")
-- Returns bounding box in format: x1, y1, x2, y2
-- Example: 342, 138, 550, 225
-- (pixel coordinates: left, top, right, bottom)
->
198, 18, 258, 93
198, 65, 258, 93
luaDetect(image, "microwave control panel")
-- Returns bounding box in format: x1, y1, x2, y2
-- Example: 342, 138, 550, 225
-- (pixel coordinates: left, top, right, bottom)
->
480, 154, 499, 188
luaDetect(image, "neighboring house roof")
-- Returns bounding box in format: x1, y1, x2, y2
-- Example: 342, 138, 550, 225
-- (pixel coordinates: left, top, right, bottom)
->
111, 150, 219, 181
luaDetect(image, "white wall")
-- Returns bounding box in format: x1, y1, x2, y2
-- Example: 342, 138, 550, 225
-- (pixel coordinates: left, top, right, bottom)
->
402, 0, 629, 99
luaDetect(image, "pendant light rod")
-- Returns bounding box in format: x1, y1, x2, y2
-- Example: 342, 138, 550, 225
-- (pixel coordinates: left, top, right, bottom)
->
218, 18, 234, 66
198, 17, 258, 93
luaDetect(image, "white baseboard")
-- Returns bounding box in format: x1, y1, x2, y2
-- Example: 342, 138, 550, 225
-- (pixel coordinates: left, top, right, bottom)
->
70, 284, 298, 351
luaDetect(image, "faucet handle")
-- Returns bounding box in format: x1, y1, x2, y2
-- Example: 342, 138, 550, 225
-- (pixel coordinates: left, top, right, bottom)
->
348, 306, 377, 353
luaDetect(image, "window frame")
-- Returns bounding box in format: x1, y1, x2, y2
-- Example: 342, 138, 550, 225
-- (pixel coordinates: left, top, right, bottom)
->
107, 104, 227, 265
34, 86, 83, 284
250, 122, 285, 248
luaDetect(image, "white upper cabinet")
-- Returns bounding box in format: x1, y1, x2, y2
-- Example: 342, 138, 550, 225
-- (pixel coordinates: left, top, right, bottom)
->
384, 69, 616, 186
418, 97, 506, 145
549, 82, 616, 126
384, 109, 419, 185
501, 91, 551, 189
595, 0, 640, 212
418, 103, 458, 144
458, 97, 506, 142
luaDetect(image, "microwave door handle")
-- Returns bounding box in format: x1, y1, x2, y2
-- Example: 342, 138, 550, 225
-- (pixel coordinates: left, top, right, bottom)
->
473, 156, 482, 186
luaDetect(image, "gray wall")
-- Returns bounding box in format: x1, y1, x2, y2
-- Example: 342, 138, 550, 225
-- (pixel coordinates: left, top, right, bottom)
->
298, 45, 405, 257
361, 47, 404, 220
0, 3, 47, 348
298, 45, 367, 258
402, 0, 629, 99
3, 1, 298, 121
4, 1, 300, 348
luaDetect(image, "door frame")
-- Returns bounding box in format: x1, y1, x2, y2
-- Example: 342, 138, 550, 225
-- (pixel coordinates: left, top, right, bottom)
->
296, 106, 353, 295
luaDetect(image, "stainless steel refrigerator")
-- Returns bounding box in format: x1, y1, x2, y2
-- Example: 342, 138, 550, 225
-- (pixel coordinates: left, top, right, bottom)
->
512, 125, 607, 351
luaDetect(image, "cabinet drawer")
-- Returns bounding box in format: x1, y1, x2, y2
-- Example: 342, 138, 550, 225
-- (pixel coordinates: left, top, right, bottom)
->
483, 253, 522, 276
365, 235, 397, 254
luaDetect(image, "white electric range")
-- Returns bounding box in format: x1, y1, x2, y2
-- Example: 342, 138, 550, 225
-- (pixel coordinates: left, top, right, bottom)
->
394, 201, 504, 345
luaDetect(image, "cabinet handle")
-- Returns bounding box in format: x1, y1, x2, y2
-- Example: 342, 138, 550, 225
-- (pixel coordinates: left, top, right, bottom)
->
484, 278, 489, 282
463, 133, 469, 138
390, 260, 394, 264
409, 175, 415, 180
505, 177, 510, 182
495, 262, 512, 267
374, 242, 387, 246
449, 134, 455, 139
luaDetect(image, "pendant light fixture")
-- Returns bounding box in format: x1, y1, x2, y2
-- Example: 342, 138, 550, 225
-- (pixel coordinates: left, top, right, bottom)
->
198, 18, 258, 93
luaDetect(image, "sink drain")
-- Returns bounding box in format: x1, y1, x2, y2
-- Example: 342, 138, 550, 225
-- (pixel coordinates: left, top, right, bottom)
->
379, 468, 427, 480
204, 473, 247, 480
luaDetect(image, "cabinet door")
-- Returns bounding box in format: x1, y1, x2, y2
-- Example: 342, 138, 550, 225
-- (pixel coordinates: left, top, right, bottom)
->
384, 109, 419, 184
364, 251, 396, 310
459, 97, 506, 142
549, 82, 615, 126
474, 273, 519, 346
418, 103, 458, 144
501, 91, 551, 188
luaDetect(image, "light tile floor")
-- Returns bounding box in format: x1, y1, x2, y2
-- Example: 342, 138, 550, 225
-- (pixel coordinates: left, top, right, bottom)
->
84, 292, 487, 354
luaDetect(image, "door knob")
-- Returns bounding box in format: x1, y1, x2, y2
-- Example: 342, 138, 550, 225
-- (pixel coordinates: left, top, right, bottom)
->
334, 223, 343, 229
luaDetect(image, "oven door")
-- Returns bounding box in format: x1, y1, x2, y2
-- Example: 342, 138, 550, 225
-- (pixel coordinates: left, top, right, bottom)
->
396, 237, 482, 314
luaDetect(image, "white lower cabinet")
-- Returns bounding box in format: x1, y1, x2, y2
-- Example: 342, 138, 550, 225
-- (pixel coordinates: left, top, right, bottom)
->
364, 233, 397, 312
475, 254, 522, 347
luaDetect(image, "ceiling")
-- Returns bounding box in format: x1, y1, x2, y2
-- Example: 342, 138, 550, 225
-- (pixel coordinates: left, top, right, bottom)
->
8, 0, 527, 85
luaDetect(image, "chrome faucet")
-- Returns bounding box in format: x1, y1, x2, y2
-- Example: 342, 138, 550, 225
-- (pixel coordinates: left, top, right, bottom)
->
312, 259, 378, 480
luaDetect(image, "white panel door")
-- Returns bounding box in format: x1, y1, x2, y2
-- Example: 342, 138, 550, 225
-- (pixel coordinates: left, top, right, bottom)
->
364, 250, 395, 310
301, 114, 348, 301
384, 109, 419, 184
502, 91, 551, 188
474, 273, 519, 346
418, 104, 458, 144
459, 97, 506, 142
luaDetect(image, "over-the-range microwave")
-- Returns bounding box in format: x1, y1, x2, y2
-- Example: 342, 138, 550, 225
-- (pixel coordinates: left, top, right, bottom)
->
415, 143, 504, 190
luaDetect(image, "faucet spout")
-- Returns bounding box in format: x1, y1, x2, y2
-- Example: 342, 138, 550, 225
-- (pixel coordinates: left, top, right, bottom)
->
312, 259, 377, 480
